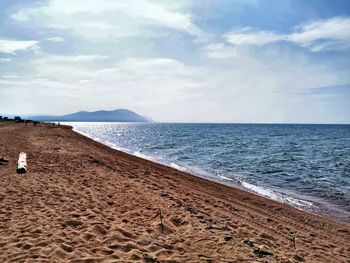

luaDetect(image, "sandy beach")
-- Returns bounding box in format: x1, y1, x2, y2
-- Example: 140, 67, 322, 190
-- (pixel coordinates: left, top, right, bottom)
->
0, 122, 349, 262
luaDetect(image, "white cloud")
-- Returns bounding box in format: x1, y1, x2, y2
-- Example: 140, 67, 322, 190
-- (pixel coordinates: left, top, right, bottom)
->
29, 55, 111, 83
1, 74, 19, 79
226, 27, 284, 46
287, 17, 350, 51
0, 58, 11, 62
0, 39, 39, 54
36, 55, 108, 64
46, 36, 65, 42
204, 43, 240, 59
224, 17, 350, 52
12, 0, 202, 39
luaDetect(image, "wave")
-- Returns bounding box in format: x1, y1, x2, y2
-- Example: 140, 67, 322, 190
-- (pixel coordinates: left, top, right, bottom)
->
215, 173, 313, 209
240, 180, 314, 208
170, 162, 188, 172
218, 174, 239, 182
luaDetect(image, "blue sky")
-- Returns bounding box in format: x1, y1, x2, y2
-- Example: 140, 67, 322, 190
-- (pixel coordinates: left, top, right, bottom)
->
0, 0, 349, 123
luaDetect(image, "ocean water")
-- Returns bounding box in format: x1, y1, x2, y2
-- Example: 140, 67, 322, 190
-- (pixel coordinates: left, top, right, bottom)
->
66, 122, 350, 221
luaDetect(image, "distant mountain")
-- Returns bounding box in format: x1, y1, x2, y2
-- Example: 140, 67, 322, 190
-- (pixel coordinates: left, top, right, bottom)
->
30, 109, 152, 122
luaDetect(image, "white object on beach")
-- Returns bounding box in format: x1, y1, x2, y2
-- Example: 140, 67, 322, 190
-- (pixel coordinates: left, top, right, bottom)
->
17, 152, 27, 174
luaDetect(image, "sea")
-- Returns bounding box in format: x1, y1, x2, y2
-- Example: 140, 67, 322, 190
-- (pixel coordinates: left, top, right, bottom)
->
65, 122, 350, 221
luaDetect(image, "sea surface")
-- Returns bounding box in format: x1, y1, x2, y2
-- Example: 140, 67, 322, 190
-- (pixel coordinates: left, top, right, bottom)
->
66, 122, 350, 221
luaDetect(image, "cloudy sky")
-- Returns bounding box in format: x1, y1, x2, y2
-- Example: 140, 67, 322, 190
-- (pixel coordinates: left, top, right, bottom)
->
0, 0, 349, 123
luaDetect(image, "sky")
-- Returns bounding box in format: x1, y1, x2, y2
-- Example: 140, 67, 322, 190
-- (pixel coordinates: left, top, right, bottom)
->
0, 0, 349, 123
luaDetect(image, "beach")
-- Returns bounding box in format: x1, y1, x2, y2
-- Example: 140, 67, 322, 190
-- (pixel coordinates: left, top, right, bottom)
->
0, 122, 349, 262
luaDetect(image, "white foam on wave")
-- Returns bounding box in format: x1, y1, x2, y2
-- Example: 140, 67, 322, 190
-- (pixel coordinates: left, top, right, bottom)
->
240, 180, 313, 208
170, 162, 188, 172
218, 175, 234, 181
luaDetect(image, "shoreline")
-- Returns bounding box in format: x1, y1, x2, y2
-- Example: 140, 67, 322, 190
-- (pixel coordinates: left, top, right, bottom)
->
71, 124, 349, 223
0, 122, 349, 262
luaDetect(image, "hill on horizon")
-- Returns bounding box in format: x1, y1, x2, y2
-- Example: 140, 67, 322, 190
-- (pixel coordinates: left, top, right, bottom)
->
29, 109, 152, 122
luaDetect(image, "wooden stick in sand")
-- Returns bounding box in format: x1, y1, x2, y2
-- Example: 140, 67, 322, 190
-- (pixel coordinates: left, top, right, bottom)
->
0, 157, 9, 165
158, 208, 164, 233
291, 235, 296, 250
151, 207, 164, 233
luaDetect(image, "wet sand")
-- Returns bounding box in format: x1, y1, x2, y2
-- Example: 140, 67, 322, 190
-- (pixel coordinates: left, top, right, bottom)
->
0, 122, 349, 262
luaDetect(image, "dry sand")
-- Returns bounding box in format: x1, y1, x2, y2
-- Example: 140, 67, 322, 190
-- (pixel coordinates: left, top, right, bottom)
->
0, 122, 349, 262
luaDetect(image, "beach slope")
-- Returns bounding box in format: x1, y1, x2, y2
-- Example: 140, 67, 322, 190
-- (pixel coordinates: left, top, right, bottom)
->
0, 123, 349, 262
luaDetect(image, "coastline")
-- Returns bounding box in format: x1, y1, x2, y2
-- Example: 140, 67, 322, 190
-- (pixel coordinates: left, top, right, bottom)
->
71, 123, 350, 223
0, 122, 349, 262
